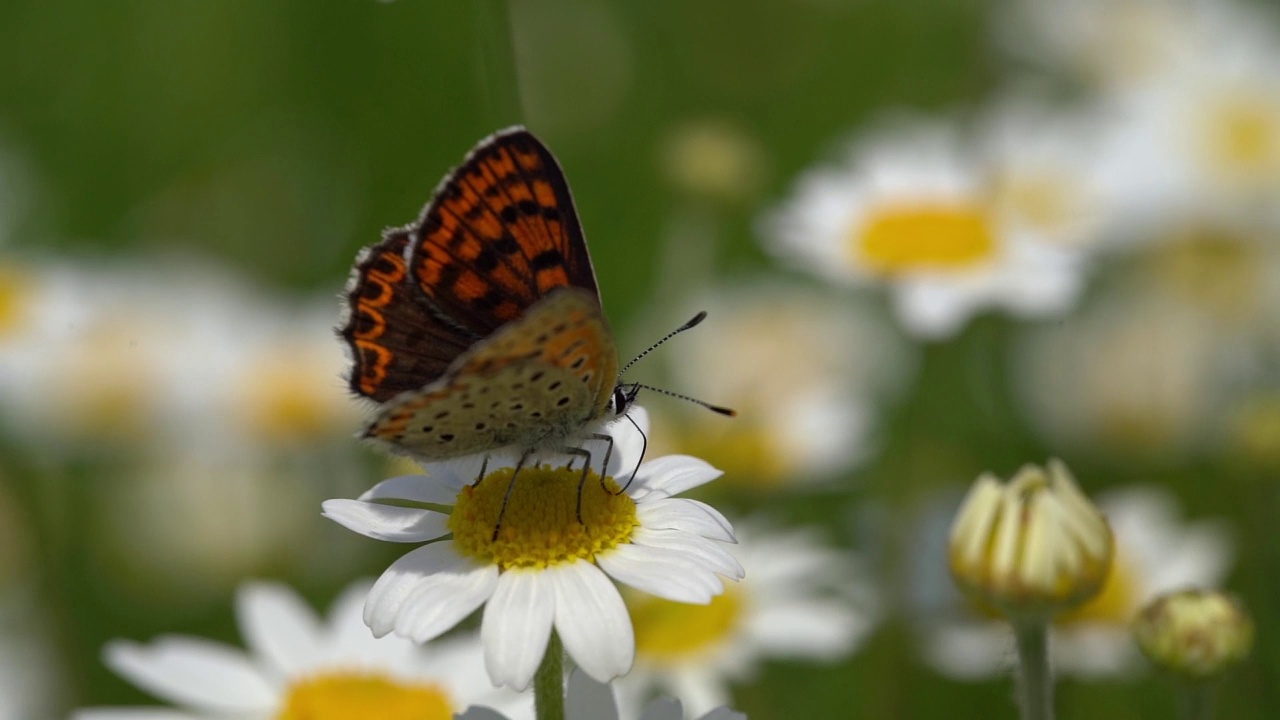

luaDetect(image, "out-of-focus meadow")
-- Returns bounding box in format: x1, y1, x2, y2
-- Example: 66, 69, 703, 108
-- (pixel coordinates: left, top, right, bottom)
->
1, 0, 1278, 717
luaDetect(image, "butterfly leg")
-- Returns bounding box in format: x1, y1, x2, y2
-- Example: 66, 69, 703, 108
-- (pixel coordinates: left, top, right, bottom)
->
492, 450, 532, 541
556, 445, 595, 526
612, 413, 649, 496
470, 455, 491, 488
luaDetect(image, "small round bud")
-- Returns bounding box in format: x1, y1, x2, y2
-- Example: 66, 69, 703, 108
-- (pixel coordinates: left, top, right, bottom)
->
1133, 589, 1254, 681
660, 119, 767, 204
949, 459, 1114, 618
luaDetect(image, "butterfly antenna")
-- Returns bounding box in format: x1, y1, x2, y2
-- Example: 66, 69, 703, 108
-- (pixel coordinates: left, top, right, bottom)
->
630, 383, 736, 417
618, 311, 708, 378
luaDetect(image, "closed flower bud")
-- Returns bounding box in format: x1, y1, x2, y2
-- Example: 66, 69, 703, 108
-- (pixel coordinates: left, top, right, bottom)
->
1133, 589, 1254, 681
949, 459, 1114, 618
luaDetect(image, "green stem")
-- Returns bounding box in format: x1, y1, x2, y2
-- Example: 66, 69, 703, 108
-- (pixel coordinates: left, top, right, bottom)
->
1012, 619, 1054, 720
534, 631, 566, 720
1177, 683, 1217, 720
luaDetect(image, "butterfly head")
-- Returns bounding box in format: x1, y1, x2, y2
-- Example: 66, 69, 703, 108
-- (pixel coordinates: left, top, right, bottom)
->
609, 383, 643, 417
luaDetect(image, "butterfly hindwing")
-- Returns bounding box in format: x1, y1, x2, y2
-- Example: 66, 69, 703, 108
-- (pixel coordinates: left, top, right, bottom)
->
407, 128, 601, 338
339, 229, 478, 402
364, 288, 618, 459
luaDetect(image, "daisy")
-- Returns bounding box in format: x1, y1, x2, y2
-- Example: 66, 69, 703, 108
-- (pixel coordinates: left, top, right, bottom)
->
615, 523, 877, 718
925, 485, 1232, 678
323, 407, 743, 691
74, 580, 527, 720
647, 280, 912, 486
1092, 24, 1280, 230
759, 117, 1085, 339
1015, 285, 1240, 456
459, 669, 746, 720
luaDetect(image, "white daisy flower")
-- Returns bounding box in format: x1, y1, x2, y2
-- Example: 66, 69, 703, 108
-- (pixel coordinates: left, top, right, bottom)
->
323, 407, 743, 691
760, 117, 1085, 339
1015, 284, 1243, 456
997, 0, 1278, 91
459, 669, 746, 720
1093, 27, 1280, 229
648, 280, 912, 486
615, 523, 877, 718
925, 486, 1232, 678
75, 580, 527, 720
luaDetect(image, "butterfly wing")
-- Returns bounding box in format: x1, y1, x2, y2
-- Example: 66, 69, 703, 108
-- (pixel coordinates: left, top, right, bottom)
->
406, 127, 601, 337
338, 229, 478, 402
364, 288, 619, 459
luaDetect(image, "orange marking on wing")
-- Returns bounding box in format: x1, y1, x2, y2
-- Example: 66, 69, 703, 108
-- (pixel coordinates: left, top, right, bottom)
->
355, 340, 392, 395
505, 183, 534, 203
535, 266, 571, 289
488, 148, 518, 178
533, 180, 557, 207
513, 148, 544, 172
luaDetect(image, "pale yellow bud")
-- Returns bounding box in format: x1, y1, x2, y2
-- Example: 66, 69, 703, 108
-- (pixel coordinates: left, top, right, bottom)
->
949, 459, 1114, 618
1133, 589, 1254, 681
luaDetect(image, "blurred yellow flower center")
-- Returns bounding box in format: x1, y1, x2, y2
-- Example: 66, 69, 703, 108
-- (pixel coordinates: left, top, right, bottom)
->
1148, 231, 1262, 322
0, 266, 28, 339
450, 465, 638, 570
631, 586, 744, 660
993, 175, 1076, 237
1057, 549, 1138, 625
854, 205, 998, 273
240, 353, 348, 443
1205, 96, 1280, 177
277, 673, 451, 720
676, 421, 788, 488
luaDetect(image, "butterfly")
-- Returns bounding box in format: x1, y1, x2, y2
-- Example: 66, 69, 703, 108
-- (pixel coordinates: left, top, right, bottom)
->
339, 127, 730, 476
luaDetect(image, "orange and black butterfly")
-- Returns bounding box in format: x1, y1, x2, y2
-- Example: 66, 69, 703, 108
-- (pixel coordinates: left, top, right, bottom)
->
339, 127, 730, 468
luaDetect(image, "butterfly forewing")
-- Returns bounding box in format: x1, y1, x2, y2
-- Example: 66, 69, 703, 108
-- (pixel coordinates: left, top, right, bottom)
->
408, 128, 600, 338
364, 288, 618, 459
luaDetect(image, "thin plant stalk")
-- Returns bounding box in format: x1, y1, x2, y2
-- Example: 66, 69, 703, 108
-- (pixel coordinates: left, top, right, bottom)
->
1012, 618, 1054, 720
534, 631, 566, 720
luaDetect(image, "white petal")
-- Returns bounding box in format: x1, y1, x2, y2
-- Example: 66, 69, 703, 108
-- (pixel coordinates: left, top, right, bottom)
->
103, 638, 276, 713
321, 498, 450, 543
631, 528, 744, 580
749, 599, 873, 659
565, 668, 620, 720
359, 473, 462, 505
597, 545, 724, 603
364, 542, 496, 640
628, 456, 723, 501
921, 623, 1011, 680
550, 562, 634, 683
326, 580, 386, 656
637, 499, 735, 542
455, 707, 511, 720
700, 708, 748, 720
73, 710, 205, 720
481, 569, 555, 691
236, 582, 322, 679
638, 697, 684, 720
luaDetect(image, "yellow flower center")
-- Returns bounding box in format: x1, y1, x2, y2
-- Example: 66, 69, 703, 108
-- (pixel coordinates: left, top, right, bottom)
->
1203, 96, 1280, 179
1147, 230, 1263, 322
277, 672, 452, 720
853, 204, 999, 274
1057, 548, 1139, 625
238, 352, 349, 443
630, 586, 744, 661
673, 420, 789, 488
450, 465, 639, 570
0, 266, 29, 340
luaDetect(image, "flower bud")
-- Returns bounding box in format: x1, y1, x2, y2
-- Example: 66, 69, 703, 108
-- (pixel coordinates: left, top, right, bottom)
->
1133, 589, 1254, 681
949, 459, 1113, 618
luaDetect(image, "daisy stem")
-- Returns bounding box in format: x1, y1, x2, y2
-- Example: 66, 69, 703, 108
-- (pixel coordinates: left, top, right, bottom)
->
1012, 618, 1054, 720
534, 630, 566, 720
1177, 683, 1217, 720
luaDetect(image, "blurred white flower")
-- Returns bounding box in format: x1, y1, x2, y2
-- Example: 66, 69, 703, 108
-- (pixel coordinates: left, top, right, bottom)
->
616, 523, 877, 718
75, 580, 527, 720
459, 669, 746, 720
0, 257, 359, 455
998, 0, 1279, 91
323, 409, 743, 691
1093, 21, 1280, 227
925, 486, 1232, 678
648, 281, 912, 486
1015, 284, 1246, 456
760, 118, 1085, 339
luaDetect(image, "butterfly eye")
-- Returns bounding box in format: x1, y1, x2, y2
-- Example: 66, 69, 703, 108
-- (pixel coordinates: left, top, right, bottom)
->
611, 386, 630, 416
